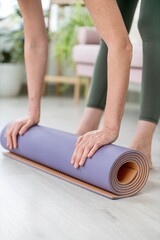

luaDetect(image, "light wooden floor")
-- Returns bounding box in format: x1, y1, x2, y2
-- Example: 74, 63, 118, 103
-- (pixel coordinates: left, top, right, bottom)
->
0, 97, 160, 240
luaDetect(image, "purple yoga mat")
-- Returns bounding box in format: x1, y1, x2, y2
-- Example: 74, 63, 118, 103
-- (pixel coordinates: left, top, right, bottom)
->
0, 124, 149, 198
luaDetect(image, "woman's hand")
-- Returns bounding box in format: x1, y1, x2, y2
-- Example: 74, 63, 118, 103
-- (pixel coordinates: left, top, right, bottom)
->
71, 127, 119, 169
5, 114, 39, 149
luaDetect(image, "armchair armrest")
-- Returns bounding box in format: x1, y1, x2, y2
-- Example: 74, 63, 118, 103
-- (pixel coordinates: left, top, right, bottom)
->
77, 27, 100, 45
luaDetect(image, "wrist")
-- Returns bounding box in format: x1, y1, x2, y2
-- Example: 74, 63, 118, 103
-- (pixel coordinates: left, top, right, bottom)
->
103, 111, 122, 134
103, 125, 119, 136
28, 97, 41, 114
28, 106, 40, 120
102, 126, 119, 142
103, 120, 120, 133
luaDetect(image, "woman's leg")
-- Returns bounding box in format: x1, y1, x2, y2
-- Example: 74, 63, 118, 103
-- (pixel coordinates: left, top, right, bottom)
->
130, 121, 156, 168
76, 40, 107, 135
77, 0, 139, 135
130, 0, 160, 168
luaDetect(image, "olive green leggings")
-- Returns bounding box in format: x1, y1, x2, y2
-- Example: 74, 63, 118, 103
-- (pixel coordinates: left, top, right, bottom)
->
87, 0, 160, 124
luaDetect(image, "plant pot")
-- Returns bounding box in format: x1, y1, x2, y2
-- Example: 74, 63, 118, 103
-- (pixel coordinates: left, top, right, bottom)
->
0, 63, 25, 97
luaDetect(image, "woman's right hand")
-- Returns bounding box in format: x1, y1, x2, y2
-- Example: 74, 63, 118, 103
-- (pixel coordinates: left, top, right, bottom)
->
5, 114, 39, 150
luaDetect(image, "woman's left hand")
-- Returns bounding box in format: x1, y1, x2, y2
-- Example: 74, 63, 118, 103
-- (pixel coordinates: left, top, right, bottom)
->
71, 127, 119, 169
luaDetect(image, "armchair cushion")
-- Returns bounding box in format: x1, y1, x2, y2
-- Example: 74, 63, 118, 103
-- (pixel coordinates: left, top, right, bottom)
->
73, 27, 143, 84
73, 44, 99, 64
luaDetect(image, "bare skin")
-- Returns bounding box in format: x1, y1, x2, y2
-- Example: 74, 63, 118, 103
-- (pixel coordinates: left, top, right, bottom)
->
77, 108, 156, 168
130, 120, 156, 168
5, 0, 48, 149
5, 0, 132, 169
71, 0, 132, 168
76, 108, 103, 135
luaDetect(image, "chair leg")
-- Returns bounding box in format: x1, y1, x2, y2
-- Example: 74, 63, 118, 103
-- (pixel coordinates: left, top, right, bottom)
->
42, 81, 47, 95
74, 77, 81, 105
84, 78, 90, 99
55, 83, 61, 95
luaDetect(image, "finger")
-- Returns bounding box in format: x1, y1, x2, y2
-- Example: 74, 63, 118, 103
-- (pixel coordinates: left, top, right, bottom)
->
70, 150, 76, 165
12, 125, 22, 149
71, 145, 80, 165
4, 123, 13, 139
73, 149, 84, 168
73, 141, 92, 168
19, 121, 34, 135
71, 142, 78, 164
79, 145, 93, 167
6, 129, 13, 149
76, 137, 90, 149
71, 137, 92, 166
87, 143, 101, 158
71, 149, 81, 168
76, 136, 83, 146
12, 121, 27, 148
6, 122, 24, 149
71, 142, 86, 168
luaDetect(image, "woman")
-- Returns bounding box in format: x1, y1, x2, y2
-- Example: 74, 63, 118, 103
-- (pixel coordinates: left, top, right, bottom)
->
76, 0, 160, 168
5, 0, 132, 169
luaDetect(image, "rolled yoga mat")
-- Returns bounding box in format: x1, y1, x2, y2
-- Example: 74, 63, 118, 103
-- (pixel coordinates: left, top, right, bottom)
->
0, 124, 149, 199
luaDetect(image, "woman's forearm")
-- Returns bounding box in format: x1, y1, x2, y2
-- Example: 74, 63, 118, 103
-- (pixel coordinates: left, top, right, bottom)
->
5, 0, 48, 149
104, 43, 132, 133
18, 0, 48, 117
25, 40, 48, 117
84, 0, 132, 133
71, 0, 132, 168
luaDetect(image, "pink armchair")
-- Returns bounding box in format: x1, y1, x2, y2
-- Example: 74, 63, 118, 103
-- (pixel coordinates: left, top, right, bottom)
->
72, 27, 143, 95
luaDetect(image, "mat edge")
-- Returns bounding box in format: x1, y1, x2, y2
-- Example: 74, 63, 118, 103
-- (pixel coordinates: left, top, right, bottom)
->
3, 151, 121, 200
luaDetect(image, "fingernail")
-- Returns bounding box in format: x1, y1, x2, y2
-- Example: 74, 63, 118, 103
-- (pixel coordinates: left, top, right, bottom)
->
74, 164, 78, 169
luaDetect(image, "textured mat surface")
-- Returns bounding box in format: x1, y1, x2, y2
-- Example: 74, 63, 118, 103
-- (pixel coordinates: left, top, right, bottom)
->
0, 125, 149, 199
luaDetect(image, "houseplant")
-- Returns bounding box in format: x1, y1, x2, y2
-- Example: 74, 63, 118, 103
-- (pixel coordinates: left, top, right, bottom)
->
54, 3, 93, 66
0, 8, 25, 97
51, 3, 93, 93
